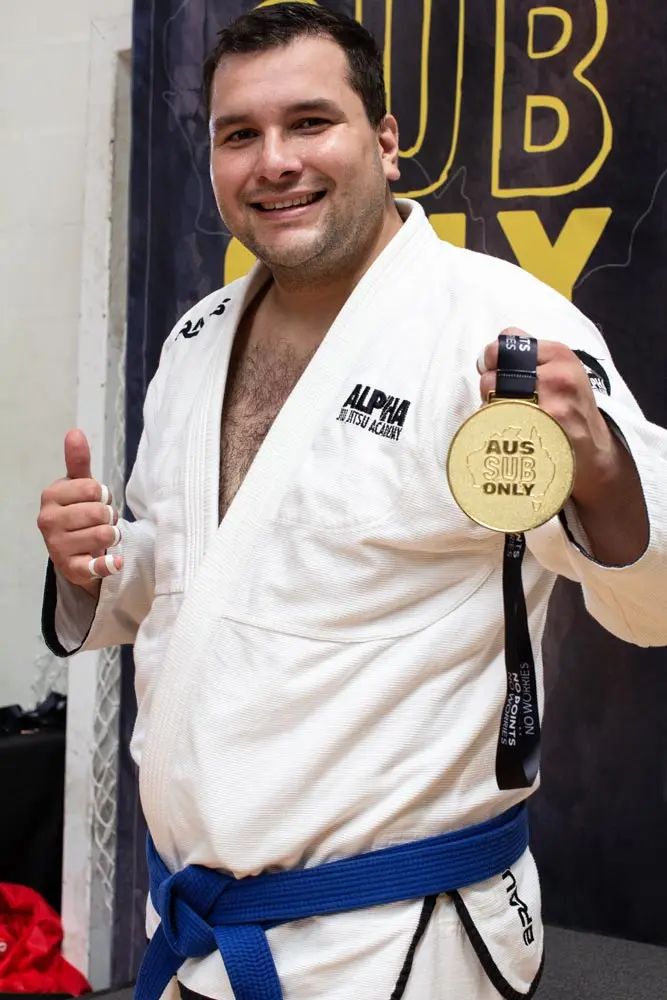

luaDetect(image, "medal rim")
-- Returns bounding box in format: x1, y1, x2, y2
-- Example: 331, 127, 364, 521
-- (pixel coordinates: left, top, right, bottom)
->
446, 398, 576, 533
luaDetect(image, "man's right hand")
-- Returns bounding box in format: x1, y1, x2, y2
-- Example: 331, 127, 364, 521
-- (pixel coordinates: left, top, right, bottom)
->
38, 430, 124, 595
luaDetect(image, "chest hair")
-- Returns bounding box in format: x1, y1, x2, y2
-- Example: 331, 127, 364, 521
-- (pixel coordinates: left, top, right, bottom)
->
219, 332, 317, 520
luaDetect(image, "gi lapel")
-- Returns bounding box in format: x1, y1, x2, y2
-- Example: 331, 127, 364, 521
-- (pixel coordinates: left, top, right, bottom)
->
141, 201, 440, 833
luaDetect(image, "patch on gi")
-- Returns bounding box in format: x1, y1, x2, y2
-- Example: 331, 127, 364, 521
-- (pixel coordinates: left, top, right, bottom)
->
176, 297, 232, 340
573, 350, 611, 396
336, 383, 411, 442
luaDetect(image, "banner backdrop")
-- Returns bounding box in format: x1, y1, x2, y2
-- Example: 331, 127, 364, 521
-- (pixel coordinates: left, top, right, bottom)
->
117, 0, 667, 981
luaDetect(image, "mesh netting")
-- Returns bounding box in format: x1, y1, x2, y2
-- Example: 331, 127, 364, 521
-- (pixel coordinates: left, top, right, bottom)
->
31, 644, 68, 705
32, 330, 127, 915
92, 643, 121, 909
91, 327, 126, 911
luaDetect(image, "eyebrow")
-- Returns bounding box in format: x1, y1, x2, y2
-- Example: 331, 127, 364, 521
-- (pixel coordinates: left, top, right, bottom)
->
210, 99, 344, 135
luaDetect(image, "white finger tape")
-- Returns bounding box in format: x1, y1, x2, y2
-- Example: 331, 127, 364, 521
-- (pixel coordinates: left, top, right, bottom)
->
88, 558, 103, 580
105, 553, 120, 575
106, 505, 115, 525
476, 349, 489, 375
99, 483, 110, 505
111, 525, 122, 547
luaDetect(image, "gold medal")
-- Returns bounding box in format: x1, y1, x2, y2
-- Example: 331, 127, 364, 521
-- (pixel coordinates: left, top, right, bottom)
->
447, 395, 575, 533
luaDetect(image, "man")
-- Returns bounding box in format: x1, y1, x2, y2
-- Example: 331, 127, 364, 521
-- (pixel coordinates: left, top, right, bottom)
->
38, 5, 667, 999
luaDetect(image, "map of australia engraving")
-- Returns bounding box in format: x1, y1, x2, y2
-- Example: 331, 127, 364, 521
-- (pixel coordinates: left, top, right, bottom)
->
466, 424, 556, 512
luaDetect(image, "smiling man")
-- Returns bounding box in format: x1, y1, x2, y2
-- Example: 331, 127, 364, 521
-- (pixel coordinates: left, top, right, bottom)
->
38, 4, 667, 1000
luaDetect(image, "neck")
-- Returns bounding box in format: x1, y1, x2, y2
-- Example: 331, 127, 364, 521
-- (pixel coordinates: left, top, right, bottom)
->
264, 198, 404, 335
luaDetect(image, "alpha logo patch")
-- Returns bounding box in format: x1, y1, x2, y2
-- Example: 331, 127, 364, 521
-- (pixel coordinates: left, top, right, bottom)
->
337, 384, 411, 442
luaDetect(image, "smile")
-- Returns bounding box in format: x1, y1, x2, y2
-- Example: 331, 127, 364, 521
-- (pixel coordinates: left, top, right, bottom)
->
253, 191, 326, 212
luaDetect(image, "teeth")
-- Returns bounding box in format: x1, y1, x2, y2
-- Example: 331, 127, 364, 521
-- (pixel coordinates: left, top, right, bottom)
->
260, 193, 319, 211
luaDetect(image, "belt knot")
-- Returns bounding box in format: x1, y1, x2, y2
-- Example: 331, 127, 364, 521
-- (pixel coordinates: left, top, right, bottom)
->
156, 864, 235, 960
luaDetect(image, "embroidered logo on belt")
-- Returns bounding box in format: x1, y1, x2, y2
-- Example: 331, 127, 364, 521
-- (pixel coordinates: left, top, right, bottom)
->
337, 384, 411, 442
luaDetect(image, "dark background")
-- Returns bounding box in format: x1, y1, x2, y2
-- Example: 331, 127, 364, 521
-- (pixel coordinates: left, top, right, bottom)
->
114, 0, 667, 983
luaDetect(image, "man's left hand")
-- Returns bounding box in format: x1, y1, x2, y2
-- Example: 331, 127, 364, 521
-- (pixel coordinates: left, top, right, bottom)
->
478, 328, 649, 564
478, 328, 620, 509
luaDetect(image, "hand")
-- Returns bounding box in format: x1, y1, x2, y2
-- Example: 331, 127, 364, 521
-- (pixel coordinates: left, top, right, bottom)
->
478, 328, 622, 508
37, 430, 124, 593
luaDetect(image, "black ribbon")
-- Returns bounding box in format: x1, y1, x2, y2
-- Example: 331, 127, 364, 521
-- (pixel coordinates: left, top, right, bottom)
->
494, 334, 541, 790
495, 332, 538, 399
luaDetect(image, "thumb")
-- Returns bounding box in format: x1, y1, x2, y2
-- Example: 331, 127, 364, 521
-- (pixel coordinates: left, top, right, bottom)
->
64, 429, 92, 480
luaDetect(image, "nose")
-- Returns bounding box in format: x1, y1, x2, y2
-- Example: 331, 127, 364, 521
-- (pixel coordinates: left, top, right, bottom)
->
255, 129, 302, 184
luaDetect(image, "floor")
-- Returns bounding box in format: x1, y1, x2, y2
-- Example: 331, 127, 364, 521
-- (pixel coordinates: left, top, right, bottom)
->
539, 925, 667, 999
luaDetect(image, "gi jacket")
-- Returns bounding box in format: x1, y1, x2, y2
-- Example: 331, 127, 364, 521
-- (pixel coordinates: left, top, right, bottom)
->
45, 201, 667, 1000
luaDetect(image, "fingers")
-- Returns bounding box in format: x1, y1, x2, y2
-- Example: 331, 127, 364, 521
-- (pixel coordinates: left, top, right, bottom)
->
57, 502, 119, 532
38, 478, 123, 588
38, 500, 119, 538
64, 429, 92, 481
87, 553, 123, 580
43, 477, 112, 507
44, 523, 124, 587
477, 331, 566, 376
39, 433, 124, 589
45, 521, 122, 563
479, 371, 497, 401
68, 553, 124, 587
477, 333, 597, 412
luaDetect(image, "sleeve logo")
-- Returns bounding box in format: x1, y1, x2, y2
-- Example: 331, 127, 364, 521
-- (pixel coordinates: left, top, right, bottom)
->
573, 349, 611, 396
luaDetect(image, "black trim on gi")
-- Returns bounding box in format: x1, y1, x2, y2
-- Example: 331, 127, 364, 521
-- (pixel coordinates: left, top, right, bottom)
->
449, 891, 545, 1000
558, 408, 650, 567
389, 895, 438, 999
41, 559, 95, 658
176, 889, 544, 1000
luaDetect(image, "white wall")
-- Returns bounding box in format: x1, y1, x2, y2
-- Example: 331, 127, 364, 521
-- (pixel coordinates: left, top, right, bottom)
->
0, 0, 133, 708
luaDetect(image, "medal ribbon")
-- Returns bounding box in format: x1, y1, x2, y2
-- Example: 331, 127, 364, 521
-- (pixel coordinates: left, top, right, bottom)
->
494, 334, 542, 790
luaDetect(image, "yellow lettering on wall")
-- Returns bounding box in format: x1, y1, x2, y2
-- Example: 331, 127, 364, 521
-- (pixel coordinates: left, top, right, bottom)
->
384, 0, 465, 198
528, 7, 573, 58
429, 213, 467, 248
498, 208, 611, 299
384, 0, 433, 159
255, 0, 318, 7
224, 238, 256, 284
492, 0, 612, 197
524, 95, 570, 153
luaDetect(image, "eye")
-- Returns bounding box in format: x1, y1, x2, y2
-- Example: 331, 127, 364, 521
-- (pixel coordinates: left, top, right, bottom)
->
223, 128, 258, 144
294, 118, 330, 131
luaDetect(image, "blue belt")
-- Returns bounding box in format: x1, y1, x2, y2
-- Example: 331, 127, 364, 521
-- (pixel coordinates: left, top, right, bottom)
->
137, 804, 528, 1000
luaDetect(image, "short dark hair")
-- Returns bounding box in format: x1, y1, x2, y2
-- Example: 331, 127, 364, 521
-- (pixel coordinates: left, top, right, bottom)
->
203, 2, 387, 127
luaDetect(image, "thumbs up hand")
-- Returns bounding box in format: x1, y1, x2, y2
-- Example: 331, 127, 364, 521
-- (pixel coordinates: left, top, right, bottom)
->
38, 430, 124, 593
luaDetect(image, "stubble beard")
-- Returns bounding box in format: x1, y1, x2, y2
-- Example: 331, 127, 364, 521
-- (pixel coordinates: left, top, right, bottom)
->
237, 181, 388, 290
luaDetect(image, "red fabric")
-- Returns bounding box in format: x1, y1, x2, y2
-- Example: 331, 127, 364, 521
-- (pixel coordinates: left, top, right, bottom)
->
0, 883, 91, 994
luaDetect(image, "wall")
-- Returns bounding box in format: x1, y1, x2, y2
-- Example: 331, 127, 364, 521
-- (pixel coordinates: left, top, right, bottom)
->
0, 0, 132, 708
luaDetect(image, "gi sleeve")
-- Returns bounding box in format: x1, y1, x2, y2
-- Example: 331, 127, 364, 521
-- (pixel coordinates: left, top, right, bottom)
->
41, 326, 178, 657
523, 299, 667, 648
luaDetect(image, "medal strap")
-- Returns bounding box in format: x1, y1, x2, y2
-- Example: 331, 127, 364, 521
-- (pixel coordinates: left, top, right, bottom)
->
495, 533, 541, 790
493, 333, 542, 790
495, 333, 538, 399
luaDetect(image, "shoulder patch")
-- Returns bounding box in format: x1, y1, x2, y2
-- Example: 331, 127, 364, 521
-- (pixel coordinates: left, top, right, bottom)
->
573, 349, 611, 396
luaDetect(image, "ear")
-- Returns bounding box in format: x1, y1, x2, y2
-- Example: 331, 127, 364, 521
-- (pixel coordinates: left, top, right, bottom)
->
377, 114, 401, 182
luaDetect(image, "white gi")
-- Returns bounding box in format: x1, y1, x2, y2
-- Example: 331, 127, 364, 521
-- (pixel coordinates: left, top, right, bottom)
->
48, 200, 667, 1000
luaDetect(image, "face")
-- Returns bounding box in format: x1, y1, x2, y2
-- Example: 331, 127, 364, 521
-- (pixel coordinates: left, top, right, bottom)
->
209, 36, 400, 279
